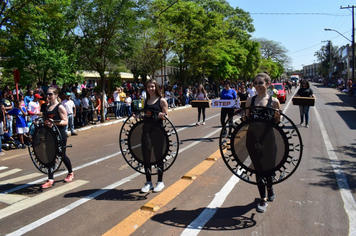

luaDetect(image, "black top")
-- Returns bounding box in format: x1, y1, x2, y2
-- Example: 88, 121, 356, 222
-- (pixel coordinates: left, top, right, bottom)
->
144, 97, 163, 124
144, 98, 162, 114
238, 92, 249, 101
297, 88, 313, 97
250, 95, 274, 121
43, 104, 66, 133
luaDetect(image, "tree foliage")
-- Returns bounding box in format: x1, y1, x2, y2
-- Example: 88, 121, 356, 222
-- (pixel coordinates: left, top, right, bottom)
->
314, 41, 338, 78
1, 0, 81, 87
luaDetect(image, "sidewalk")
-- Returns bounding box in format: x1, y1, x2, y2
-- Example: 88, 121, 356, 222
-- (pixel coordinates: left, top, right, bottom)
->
72, 104, 192, 134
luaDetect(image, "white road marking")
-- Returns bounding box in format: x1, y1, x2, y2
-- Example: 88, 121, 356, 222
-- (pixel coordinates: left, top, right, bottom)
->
181, 175, 240, 236
0, 194, 29, 204
0, 168, 22, 179
0, 172, 42, 186
0, 180, 88, 220
0, 166, 9, 171
314, 105, 356, 235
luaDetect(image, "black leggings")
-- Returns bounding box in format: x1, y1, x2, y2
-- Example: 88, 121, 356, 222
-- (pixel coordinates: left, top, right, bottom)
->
257, 175, 273, 199
48, 131, 73, 179
198, 107, 206, 122
220, 108, 234, 128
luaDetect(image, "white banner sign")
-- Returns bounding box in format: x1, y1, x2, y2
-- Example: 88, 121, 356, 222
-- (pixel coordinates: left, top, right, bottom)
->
211, 99, 240, 108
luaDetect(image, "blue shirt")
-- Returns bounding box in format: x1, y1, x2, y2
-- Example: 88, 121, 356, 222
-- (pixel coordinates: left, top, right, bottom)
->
220, 89, 237, 100
7, 107, 28, 128
24, 95, 34, 107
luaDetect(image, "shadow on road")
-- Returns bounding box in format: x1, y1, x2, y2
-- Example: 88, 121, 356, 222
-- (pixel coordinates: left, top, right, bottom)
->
63, 188, 148, 201
310, 157, 356, 192
151, 199, 259, 231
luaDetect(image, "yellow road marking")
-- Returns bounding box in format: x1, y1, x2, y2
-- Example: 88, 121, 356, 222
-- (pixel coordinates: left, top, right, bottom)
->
103, 149, 223, 236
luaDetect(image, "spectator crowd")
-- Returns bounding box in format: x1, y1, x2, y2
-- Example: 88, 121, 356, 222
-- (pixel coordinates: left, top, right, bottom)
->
0, 77, 295, 155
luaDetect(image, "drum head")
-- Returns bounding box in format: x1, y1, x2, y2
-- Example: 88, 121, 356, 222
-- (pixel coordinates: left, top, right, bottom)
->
220, 106, 303, 185
33, 126, 58, 165
128, 119, 169, 165
28, 118, 63, 174
120, 113, 179, 175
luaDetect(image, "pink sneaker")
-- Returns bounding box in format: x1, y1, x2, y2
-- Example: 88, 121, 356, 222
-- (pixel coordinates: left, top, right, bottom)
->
41, 179, 54, 189
64, 172, 75, 182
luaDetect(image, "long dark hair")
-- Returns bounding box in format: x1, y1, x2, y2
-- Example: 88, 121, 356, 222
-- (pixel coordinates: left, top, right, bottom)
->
145, 79, 161, 99
301, 80, 310, 88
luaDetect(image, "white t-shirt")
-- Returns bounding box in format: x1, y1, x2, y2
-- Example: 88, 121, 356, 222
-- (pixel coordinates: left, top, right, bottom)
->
28, 101, 40, 121
61, 99, 75, 115
247, 87, 257, 97
125, 97, 132, 106
141, 90, 146, 100
113, 91, 120, 102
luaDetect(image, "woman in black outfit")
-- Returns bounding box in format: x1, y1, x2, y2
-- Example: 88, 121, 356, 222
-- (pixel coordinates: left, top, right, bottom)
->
245, 73, 281, 213
296, 80, 315, 128
41, 87, 74, 188
140, 79, 168, 193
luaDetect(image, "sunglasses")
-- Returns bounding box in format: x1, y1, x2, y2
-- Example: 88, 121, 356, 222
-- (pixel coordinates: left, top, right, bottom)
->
253, 81, 264, 85
47, 93, 54, 96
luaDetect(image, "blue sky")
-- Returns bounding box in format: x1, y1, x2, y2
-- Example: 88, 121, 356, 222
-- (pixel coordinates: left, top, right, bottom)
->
228, 0, 356, 70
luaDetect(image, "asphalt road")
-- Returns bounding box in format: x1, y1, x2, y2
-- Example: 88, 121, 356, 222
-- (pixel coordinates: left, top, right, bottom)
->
0, 82, 355, 236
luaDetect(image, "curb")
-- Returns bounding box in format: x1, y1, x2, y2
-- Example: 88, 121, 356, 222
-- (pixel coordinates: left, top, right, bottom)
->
68, 105, 192, 135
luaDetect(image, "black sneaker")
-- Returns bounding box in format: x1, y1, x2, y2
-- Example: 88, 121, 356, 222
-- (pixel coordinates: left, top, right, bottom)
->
267, 188, 275, 202
256, 200, 268, 213
21, 144, 26, 149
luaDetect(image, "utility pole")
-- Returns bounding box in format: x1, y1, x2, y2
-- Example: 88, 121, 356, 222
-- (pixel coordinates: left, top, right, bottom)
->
341, 5, 355, 83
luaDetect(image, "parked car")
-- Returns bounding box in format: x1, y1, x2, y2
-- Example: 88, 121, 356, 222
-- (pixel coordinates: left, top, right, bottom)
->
271, 83, 286, 103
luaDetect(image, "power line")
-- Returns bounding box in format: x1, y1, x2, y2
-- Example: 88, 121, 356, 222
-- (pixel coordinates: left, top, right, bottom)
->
249, 13, 349, 16
289, 30, 352, 55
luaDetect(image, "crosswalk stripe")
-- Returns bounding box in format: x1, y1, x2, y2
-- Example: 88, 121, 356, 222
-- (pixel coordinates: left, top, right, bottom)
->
0, 169, 22, 179
0, 180, 88, 220
0, 194, 29, 204
0, 173, 43, 186
0, 166, 9, 171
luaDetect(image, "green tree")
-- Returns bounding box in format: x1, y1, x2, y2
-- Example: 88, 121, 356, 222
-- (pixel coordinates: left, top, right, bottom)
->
155, 0, 255, 86
314, 41, 337, 79
75, 0, 146, 120
1, 0, 81, 87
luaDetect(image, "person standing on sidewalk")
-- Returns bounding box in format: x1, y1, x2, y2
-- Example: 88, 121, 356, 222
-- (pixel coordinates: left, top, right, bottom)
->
62, 92, 77, 136
27, 94, 42, 123
296, 80, 315, 128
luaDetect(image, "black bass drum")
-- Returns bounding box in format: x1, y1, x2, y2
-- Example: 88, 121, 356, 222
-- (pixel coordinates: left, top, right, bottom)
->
119, 110, 179, 175
28, 118, 63, 174
219, 106, 303, 185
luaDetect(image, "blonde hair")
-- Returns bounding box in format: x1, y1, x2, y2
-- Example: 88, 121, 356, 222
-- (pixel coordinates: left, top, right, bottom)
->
47, 87, 61, 103
255, 73, 271, 85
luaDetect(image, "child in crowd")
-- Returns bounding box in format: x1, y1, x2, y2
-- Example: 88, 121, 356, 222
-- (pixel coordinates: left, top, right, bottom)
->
125, 92, 132, 117
6, 100, 28, 149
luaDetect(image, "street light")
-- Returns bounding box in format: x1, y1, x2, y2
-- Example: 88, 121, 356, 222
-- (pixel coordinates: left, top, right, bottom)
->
325, 28, 355, 83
